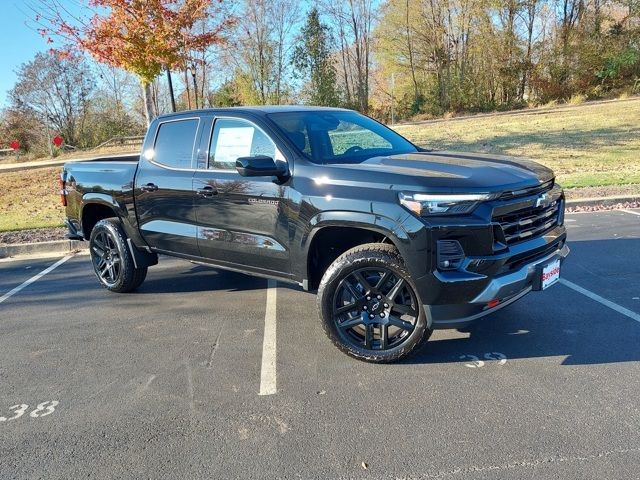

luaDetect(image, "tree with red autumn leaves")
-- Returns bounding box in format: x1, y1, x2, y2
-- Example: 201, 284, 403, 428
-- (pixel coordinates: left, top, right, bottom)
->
34, 0, 234, 124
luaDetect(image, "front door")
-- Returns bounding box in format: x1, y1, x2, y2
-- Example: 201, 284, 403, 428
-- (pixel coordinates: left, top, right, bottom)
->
192, 116, 291, 275
135, 117, 201, 256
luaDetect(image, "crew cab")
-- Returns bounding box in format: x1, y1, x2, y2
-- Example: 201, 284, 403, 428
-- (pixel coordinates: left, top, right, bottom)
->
61, 106, 569, 362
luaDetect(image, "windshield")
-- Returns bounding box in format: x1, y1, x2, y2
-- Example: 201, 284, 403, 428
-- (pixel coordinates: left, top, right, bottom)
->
266, 110, 418, 164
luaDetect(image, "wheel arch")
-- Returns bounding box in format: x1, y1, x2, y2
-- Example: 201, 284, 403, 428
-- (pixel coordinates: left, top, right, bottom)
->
300, 211, 412, 291
80, 194, 121, 240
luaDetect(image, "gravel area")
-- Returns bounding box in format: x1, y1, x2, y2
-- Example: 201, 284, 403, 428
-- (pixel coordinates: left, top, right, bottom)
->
564, 185, 640, 212
0, 227, 68, 245
566, 200, 640, 213
564, 184, 640, 200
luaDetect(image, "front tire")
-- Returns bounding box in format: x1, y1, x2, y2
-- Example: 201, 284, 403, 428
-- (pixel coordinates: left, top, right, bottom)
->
89, 218, 147, 293
317, 243, 431, 363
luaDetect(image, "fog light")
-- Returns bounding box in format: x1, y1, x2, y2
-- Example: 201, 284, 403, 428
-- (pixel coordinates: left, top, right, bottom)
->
437, 240, 465, 270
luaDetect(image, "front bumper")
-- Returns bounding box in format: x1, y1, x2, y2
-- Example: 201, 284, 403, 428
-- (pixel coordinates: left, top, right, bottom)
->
426, 242, 569, 329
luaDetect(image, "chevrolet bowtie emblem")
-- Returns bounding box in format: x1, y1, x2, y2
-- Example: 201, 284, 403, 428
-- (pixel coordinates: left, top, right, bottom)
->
535, 193, 553, 208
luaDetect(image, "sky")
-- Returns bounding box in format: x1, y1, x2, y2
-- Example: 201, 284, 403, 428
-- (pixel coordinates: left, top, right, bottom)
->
0, 3, 49, 107
0, 2, 91, 108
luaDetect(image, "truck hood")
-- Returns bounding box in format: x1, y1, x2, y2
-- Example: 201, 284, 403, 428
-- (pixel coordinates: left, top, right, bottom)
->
323, 151, 554, 193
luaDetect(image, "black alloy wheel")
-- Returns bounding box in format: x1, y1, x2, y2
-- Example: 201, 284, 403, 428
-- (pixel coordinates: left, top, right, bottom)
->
89, 218, 147, 293
91, 230, 122, 287
333, 267, 419, 351
318, 243, 431, 362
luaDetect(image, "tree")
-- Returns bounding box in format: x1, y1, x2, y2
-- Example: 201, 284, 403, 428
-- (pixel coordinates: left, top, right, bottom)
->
9, 52, 94, 152
325, 0, 375, 113
374, 0, 424, 115
270, 0, 300, 104
0, 107, 43, 155
222, 0, 298, 105
519, 0, 540, 100
34, 0, 233, 124
208, 77, 243, 106
292, 8, 340, 106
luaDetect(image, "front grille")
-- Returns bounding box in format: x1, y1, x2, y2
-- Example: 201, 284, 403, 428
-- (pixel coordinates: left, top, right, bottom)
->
504, 238, 564, 272
494, 200, 561, 245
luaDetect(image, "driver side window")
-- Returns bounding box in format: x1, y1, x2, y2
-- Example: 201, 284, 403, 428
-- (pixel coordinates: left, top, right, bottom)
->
209, 118, 280, 170
328, 120, 392, 155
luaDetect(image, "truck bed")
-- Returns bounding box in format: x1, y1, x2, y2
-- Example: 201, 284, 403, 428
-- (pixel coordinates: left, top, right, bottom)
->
62, 156, 141, 238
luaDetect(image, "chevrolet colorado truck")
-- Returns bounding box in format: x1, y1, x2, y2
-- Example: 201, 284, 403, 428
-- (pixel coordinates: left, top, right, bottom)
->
61, 106, 569, 362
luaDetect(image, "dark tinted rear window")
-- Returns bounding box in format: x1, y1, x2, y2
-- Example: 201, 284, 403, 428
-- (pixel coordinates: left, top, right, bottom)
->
153, 119, 199, 169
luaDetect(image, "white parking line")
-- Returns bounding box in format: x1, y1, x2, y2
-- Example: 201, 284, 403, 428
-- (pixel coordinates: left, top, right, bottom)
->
259, 279, 278, 395
559, 279, 640, 324
620, 209, 640, 216
0, 255, 73, 305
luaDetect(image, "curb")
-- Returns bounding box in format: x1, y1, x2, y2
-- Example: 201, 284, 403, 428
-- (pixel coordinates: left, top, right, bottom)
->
0, 240, 87, 259
0, 160, 68, 174
565, 195, 640, 210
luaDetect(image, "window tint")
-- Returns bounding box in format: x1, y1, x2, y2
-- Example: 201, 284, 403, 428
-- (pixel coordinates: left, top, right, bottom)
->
153, 119, 199, 169
209, 118, 277, 170
329, 121, 392, 155
267, 111, 417, 164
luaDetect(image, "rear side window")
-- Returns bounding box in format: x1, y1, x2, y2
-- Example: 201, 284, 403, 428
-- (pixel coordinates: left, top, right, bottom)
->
153, 119, 199, 169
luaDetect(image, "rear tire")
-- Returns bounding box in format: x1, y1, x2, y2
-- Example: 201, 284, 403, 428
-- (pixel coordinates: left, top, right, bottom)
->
317, 243, 431, 363
89, 218, 147, 293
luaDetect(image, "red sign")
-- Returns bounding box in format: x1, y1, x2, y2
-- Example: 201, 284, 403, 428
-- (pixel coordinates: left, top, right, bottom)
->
10, 140, 20, 150
53, 135, 63, 147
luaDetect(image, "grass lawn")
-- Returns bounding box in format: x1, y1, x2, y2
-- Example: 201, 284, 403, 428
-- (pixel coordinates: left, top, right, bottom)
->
394, 97, 640, 188
0, 167, 64, 232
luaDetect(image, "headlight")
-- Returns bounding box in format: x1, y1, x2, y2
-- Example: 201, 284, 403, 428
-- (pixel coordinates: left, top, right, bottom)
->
398, 192, 494, 216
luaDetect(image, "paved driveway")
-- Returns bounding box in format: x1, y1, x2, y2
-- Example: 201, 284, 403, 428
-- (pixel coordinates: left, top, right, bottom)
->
1, 209, 639, 479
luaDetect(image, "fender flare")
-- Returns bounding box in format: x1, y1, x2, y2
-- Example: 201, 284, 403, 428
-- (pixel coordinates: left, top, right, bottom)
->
306, 210, 411, 243
298, 210, 419, 282
80, 193, 122, 218
81, 193, 157, 268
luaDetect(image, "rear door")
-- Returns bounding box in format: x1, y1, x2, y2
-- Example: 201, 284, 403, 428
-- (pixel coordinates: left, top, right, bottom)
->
135, 116, 202, 255
192, 115, 291, 275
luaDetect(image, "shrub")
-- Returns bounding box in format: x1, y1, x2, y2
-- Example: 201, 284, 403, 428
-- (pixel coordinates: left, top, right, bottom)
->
568, 94, 587, 105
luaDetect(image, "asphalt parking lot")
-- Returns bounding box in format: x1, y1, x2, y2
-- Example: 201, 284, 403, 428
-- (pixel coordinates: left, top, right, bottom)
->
1, 209, 639, 480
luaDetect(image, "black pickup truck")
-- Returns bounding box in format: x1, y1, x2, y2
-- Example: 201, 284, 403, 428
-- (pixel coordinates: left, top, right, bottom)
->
61, 106, 569, 362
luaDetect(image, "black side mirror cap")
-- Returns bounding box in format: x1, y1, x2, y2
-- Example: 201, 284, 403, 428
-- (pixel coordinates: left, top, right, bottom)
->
235, 155, 288, 178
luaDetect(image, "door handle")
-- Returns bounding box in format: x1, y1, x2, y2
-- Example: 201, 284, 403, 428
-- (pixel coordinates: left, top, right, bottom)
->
140, 183, 158, 192
196, 186, 218, 197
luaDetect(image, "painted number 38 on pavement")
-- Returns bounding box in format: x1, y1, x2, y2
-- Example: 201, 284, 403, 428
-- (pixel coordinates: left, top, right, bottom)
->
0, 401, 59, 422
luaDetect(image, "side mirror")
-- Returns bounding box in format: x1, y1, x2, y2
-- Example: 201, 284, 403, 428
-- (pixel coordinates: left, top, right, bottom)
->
235, 155, 287, 178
